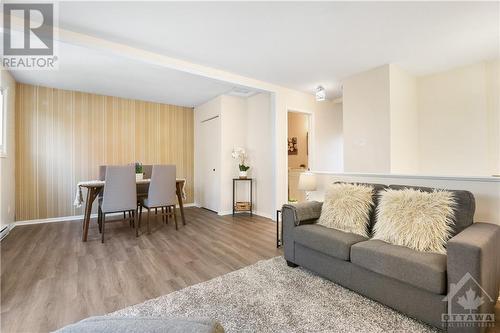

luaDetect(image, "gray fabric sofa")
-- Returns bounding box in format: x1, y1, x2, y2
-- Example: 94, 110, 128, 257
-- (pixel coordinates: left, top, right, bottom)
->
283, 184, 500, 332
55, 316, 224, 333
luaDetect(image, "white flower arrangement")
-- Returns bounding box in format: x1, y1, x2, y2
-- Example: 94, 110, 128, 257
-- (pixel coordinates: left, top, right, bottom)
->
232, 147, 250, 172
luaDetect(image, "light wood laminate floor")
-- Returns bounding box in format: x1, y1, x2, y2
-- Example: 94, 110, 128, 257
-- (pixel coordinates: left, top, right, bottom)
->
1, 208, 282, 332
2, 208, 499, 333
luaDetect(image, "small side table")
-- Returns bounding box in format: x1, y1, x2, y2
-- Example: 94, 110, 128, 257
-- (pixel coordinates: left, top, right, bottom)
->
232, 178, 253, 216
276, 209, 283, 248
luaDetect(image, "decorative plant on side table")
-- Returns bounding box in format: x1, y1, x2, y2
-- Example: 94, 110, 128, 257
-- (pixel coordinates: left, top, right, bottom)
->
232, 147, 250, 179
135, 162, 144, 180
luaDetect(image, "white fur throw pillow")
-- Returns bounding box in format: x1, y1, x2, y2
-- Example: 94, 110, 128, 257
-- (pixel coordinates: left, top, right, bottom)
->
318, 183, 374, 237
373, 189, 455, 254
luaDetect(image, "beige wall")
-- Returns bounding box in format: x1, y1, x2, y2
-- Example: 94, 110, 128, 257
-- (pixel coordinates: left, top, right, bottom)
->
418, 60, 500, 176
16, 83, 194, 221
390, 65, 419, 174
342, 65, 391, 173
0, 70, 16, 227
287, 112, 309, 169
313, 101, 343, 172
340, 60, 500, 177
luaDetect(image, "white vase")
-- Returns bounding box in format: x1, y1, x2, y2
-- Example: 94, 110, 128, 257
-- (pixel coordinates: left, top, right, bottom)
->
136, 173, 144, 181
239, 171, 248, 179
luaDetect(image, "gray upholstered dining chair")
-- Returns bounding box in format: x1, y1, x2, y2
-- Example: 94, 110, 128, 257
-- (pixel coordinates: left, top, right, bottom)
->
100, 164, 137, 220
98, 165, 138, 243
137, 164, 153, 200
98, 165, 107, 181
138, 165, 177, 234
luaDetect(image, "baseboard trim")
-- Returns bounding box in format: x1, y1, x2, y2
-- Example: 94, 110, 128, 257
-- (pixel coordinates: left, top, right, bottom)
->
254, 211, 275, 220
14, 215, 86, 226
14, 203, 195, 226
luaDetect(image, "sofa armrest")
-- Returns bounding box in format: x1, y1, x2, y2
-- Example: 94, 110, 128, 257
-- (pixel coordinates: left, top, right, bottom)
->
446, 222, 500, 332
282, 201, 323, 226
282, 201, 322, 264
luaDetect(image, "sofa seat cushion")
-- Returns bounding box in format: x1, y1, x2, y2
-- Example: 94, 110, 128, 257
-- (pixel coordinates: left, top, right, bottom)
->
351, 240, 447, 294
294, 224, 368, 261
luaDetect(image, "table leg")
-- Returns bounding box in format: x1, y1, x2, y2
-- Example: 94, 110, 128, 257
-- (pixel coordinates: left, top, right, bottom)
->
82, 186, 99, 242
281, 217, 283, 247
82, 188, 91, 232
176, 182, 186, 225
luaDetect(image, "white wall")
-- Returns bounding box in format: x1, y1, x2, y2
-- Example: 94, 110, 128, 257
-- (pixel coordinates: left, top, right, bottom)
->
0, 69, 16, 227
342, 65, 391, 173
417, 60, 500, 176
246, 93, 274, 218
194, 93, 275, 219
220, 95, 248, 214
390, 65, 419, 174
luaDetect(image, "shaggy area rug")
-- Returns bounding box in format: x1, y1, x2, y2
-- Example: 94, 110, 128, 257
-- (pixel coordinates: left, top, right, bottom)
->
109, 257, 439, 333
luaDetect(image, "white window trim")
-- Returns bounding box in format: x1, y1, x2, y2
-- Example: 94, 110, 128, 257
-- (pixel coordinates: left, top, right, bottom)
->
0, 88, 6, 158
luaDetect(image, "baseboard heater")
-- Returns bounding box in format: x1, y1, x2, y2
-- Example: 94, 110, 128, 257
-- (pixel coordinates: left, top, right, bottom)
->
0, 225, 11, 241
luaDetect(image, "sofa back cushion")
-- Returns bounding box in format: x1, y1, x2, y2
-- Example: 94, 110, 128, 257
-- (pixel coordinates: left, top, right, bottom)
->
333, 182, 388, 235
388, 185, 475, 237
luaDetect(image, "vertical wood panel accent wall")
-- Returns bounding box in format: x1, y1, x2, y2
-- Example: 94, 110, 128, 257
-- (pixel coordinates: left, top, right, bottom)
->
15, 83, 194, 221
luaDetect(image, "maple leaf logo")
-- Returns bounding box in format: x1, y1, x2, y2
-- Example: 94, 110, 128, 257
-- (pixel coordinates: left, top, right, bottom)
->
457, 288, 484, 313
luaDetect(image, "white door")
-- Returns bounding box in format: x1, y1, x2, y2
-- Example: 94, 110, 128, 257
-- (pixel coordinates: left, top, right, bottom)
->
200, 116, 220, 212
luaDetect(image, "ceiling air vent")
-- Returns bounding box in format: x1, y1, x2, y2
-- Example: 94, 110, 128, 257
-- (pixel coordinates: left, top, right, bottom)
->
227, 87, 257, 98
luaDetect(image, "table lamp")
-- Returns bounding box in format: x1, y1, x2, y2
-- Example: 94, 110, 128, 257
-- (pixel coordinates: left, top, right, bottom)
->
298, 172, 317, 201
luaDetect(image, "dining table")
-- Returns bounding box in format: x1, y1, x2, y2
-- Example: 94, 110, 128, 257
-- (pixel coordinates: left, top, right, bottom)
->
74, 178, 187, 242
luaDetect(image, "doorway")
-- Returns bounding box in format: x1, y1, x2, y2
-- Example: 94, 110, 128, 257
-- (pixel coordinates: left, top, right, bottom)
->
199, 115, 220, 212
287, 111, 312, 202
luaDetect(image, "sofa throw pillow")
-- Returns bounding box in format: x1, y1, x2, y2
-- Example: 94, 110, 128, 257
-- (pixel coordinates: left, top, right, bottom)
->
318, 183, 374, 237
373, 188, 455, 254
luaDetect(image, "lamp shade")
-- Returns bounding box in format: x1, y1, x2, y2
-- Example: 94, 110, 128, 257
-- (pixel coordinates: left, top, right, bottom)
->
298, 172, 317, 191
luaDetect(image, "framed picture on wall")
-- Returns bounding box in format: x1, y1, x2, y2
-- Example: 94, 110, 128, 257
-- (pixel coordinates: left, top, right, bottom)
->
288, 137, 298, 155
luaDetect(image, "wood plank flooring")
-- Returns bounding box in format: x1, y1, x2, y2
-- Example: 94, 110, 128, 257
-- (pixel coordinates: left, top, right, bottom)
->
3, 208, 499, 333
1, 208, 282, 333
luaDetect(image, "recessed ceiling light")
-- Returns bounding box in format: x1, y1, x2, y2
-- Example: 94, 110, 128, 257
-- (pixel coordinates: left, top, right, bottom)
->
315, 86, 326, 101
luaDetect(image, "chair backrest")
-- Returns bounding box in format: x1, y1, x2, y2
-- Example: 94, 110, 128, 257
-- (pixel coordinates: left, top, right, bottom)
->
143, 165, 153, 179
148, 165, 176, 207
136, 165, 153, 195
98, 165, 107, 181
101, 165, 137, 213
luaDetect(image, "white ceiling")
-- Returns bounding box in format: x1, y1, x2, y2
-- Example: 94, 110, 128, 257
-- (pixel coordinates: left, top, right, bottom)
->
10, 1, 500, 103
10, 40, 249, 107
